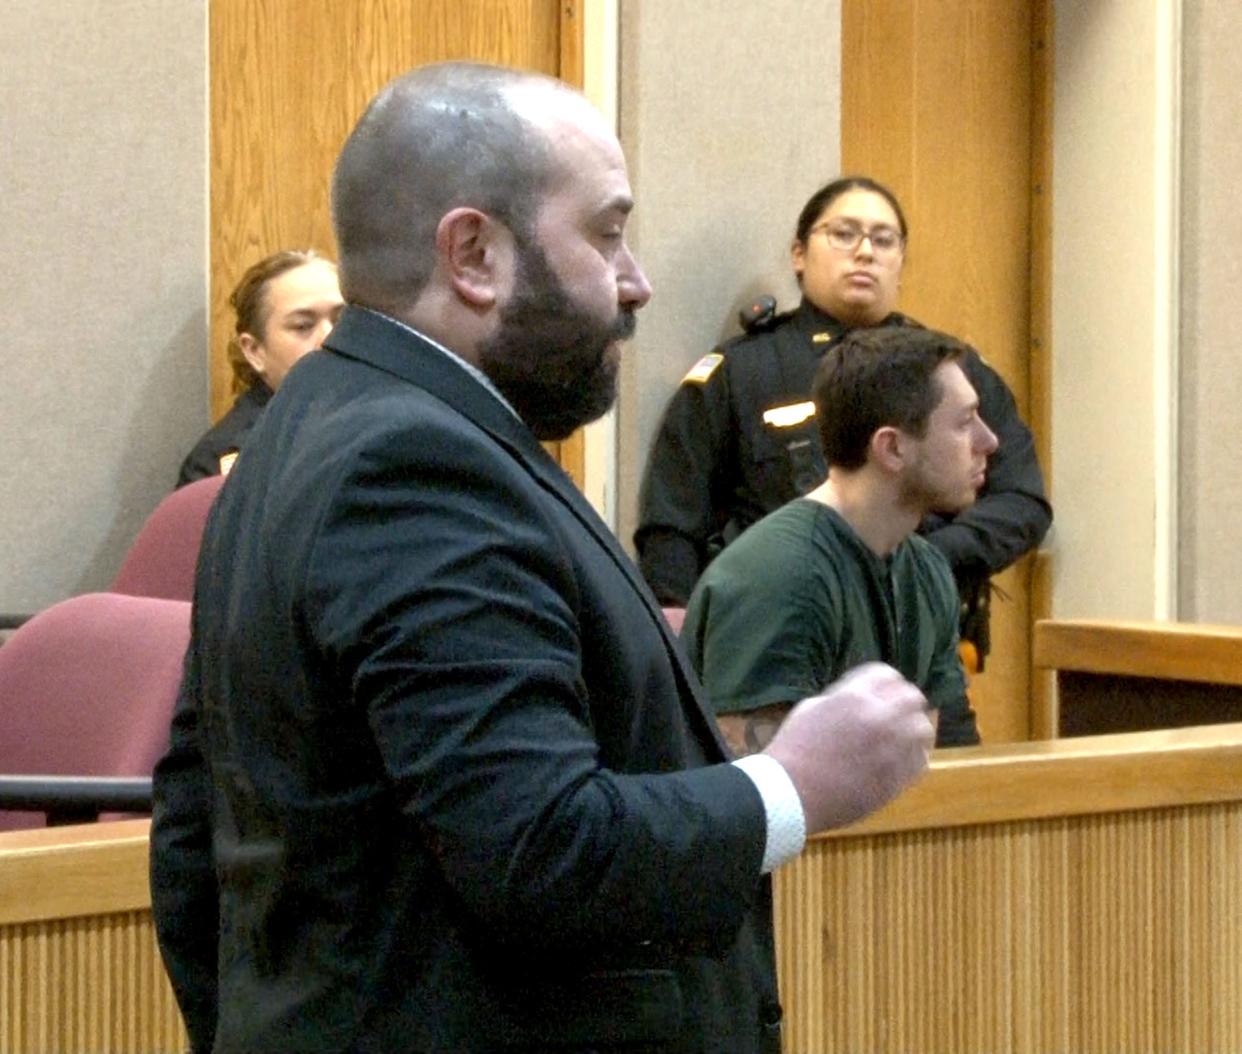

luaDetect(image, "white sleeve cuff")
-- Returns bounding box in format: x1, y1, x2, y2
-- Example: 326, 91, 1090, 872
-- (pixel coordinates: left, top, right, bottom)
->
732, 753, 807, 873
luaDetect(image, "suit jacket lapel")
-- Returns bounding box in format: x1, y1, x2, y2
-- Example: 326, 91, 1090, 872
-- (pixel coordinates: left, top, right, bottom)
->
323, 307, 731, 760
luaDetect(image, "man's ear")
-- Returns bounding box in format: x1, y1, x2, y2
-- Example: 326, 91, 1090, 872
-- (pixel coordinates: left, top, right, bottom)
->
870, 425, 907, 473
436, 207, 509, 309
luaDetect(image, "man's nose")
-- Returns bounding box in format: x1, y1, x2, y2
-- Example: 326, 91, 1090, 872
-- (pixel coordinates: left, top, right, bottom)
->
619, 245, 653, 310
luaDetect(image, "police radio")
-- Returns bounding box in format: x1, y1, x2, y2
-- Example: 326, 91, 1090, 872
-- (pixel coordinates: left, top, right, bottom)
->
738, 294, 778, 334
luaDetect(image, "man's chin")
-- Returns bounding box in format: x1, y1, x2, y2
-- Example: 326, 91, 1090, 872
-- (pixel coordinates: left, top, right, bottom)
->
531, 406, 612, 441
528, 379, 619, 441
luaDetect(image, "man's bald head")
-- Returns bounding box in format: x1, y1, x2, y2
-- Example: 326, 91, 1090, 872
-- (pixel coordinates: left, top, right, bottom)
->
331, 62, 576, 317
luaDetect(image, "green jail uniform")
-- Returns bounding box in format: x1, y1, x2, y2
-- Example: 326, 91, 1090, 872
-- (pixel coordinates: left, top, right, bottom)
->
682, 498, 978, 747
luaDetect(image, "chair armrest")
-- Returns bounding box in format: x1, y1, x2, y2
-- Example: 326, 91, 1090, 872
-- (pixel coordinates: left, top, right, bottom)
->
0, 775, 153, 825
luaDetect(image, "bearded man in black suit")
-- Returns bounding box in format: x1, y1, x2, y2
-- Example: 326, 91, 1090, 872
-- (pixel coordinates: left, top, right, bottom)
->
149, 61, 933, 1054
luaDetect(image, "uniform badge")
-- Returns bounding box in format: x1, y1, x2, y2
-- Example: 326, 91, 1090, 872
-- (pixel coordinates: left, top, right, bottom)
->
812, 332, 833, 344
762, 401, 816, 428
681, 352, 723, 384
218, 451, 239, 475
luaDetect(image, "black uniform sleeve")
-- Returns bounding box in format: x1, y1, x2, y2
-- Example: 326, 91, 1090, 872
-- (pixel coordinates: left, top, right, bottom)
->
635, 360, 735, 606
935, 692, 981, 747
149, 649, 219, 1054
920, 354, 1052, 578
176, 439, 222, 489
175, 387, 270, 490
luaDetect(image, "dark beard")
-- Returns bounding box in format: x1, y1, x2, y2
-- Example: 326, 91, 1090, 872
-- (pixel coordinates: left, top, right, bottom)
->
477, 238, 636, 441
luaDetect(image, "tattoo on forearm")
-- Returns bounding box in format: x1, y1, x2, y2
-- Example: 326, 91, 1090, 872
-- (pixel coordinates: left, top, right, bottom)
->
718, 704, 793, 757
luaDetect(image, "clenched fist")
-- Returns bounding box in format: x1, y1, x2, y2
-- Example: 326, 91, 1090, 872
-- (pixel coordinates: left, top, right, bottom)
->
763, 662, 934, 833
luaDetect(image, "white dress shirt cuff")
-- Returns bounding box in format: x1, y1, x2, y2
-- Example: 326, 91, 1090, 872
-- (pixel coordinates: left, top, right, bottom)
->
732, 753, 807, 874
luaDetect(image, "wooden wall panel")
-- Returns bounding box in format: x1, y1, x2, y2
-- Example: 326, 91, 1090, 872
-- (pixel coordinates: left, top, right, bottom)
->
0, 912, 186, 1054
5, 726, 1241, 1054
0, 821, 184, 1054
210, 0, 586, 484
773, 723, 1242, 1053
777, 805, 1242, 1053
842, 0, 1038, 741
1034, 618, 1242, 737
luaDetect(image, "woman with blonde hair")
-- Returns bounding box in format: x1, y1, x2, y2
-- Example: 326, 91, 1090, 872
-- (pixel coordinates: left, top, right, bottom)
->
176, 249, 343, 486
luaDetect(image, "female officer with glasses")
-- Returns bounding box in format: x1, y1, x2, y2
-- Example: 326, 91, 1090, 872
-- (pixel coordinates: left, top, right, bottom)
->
635, 176, 1051, 690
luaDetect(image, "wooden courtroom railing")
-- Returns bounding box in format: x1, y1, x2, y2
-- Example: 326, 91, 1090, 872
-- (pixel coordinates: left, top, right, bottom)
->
1033, 618, 1242, 737
773, 723, 1242, 1053
5, 726, 1242, 1054
0, 818, 186, 1054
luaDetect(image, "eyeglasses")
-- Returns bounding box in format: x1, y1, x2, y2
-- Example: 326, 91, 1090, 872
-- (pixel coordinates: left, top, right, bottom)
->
809, 221, 904, 257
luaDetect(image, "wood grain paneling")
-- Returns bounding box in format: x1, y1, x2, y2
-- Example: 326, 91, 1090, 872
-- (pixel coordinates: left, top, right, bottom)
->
0, 913, 187, 1054
778, 805, 1242, 1053
830, 721, 1242, 838
210, 0, 586, 485
0, 820, 151, 928
842, 0, 1039, 742
1034, 620, 1242, 737
775, 725, 1242, 1052
1035, 619, 1242, 683
7, 726, 1242, 1054
0, 821, 184, 1053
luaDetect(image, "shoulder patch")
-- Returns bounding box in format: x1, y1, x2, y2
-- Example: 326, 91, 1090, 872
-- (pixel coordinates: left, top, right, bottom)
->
681, 352, 724, 385
218, 451, 239, 476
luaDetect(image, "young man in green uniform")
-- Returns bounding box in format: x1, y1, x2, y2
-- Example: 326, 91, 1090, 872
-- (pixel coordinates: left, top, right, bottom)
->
683, 325, 997, 751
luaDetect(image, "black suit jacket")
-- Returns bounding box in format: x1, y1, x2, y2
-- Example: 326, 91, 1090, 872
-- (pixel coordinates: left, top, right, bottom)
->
151, 307, 782, 1053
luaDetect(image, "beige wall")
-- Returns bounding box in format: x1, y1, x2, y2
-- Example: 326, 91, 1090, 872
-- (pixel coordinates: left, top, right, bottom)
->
1, 0, 207, 612
1179, 1, 1242, 623
8, 1, 1242, 633
1050, 0, 1181, 620
615, 0, 842, 549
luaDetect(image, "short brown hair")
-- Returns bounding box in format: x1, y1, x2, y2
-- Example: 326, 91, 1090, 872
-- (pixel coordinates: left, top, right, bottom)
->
331, 63, 561, 316
226, 249, 331, 393
813, 326, 968, 470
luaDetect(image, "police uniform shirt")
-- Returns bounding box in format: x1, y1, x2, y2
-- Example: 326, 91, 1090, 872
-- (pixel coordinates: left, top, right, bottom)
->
635, 298, 1052, 627
175, 383, 272, 489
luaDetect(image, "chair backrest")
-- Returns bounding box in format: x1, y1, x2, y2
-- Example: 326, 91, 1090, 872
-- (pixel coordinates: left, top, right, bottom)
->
0, 592, 190, 829
111, 475, 225, 600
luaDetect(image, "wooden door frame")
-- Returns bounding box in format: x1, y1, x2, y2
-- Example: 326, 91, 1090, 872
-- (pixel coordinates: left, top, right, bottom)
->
208, 0, 587, 488
841, 0, 1050, 741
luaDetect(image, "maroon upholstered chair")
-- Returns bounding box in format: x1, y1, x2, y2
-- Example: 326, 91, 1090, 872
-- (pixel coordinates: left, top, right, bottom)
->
111, 474, 225, 601
0, 592, 190, 830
